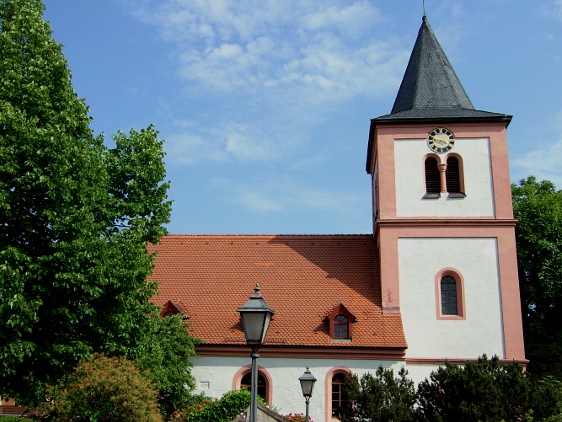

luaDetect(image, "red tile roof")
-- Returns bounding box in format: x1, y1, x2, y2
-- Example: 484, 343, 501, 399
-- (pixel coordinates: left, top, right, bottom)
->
149, 234, 406, 349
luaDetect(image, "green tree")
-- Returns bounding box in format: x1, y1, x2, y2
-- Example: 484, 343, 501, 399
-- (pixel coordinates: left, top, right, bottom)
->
38, 353, 163, 422
133, 311, 203, 417
512, 176, 562, 378
341, 366, 416, 422
0, 0, 173, 405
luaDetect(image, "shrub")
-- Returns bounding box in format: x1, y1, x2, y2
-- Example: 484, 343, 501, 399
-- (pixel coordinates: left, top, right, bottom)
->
38, 353, 162, 422
170, 389, 251, 422
341, 366, 416, 422
416, 355, 558, 422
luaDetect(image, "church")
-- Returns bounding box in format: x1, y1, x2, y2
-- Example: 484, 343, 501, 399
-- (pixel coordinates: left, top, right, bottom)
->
149, 16, 526, 422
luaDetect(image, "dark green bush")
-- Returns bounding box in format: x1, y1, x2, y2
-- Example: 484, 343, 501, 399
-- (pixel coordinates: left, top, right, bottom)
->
416, 355, 558, 422
341, 366, 416, 422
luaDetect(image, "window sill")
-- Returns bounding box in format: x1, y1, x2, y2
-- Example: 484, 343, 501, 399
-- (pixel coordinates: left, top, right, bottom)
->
437, 314, 466, 320
330, 339, 352, 342
423, 193, 441, 199
448, 192, 466, 198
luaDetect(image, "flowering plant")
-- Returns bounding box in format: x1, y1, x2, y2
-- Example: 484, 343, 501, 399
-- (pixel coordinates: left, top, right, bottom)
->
169, 399, 217, 420
282, 413, 313, 422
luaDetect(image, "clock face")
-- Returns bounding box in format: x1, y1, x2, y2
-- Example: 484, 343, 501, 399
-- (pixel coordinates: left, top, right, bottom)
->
427, 128, 455, 153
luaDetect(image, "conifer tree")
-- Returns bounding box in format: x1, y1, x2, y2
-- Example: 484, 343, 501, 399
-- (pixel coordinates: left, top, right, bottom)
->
0, 0, 173, 405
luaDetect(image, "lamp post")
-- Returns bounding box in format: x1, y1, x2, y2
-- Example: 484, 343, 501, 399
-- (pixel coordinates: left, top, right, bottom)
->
299, 366, 317, 422
237, 283, 275, 422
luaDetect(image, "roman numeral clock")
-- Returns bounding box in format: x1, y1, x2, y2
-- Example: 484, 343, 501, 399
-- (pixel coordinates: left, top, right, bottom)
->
427, 127, 455, 153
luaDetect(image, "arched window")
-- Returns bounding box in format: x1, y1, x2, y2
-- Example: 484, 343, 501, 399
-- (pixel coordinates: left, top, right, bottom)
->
232, 365, 273, 405
325, 367, 351, 421
441, 276, 458, 315
424, 156, 441, 197
240, 372, 267, 402
445, 156, 460, 193
333, 315, 349, 339
331, 373, 348, 419
445, 155, 465, 196
435, 268, 465, 320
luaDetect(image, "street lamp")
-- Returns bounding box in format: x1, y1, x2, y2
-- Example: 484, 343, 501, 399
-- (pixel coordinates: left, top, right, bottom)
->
237, 283, 275, 422
299, 366, 317, 422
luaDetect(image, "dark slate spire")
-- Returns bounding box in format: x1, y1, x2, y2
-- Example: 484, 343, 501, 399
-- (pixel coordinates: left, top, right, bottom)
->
392, 15, 473, 113
373, 15, 511, 123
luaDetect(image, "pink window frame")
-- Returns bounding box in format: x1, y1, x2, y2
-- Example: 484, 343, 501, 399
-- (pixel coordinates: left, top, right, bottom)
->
435, 267, 466, 320
325, 366, 351, 422
232, 364, 273, 406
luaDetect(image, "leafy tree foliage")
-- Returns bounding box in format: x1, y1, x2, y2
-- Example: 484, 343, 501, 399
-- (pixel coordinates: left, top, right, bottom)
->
133, 311, 203, 417
0, 0, 173, 405
38, 353, 163, 422
341, 366, 416, 422
512, 176, 562, 378
416, 355, 556, 422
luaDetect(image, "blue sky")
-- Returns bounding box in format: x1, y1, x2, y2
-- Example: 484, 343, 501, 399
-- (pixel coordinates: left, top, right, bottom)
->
42, 0, 562, 235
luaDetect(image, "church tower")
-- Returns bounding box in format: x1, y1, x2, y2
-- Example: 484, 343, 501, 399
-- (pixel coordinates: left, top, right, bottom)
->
367, 16, 525, 362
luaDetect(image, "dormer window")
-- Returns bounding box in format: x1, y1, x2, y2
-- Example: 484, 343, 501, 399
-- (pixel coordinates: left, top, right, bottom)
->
333, 315, 349, 339
326, 304, 356, 341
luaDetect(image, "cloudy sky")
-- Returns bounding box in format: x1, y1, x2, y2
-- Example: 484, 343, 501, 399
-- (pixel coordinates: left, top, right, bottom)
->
42, 0, 562, 235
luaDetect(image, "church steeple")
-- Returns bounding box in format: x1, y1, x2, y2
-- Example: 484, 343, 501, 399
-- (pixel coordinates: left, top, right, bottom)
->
391, 15, 474, 114
367, 15, 511, 171
373, 15, 511, 123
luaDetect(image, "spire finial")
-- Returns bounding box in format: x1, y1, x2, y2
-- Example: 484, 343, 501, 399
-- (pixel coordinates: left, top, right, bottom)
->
422, 0, 426, 17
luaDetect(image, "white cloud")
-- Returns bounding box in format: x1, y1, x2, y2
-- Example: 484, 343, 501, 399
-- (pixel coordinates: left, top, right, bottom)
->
165, 119, 304, 163
131, 0, 409, 164
133, 0, 404, 99
541, 0, 562, 21
211, 177, 365, 214
512, 137, 562, 187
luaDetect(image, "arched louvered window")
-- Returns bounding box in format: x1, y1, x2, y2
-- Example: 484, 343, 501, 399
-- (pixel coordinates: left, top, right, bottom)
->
446, 156, 461, 193
425, 156, 440, 195
441, 276, 458, 315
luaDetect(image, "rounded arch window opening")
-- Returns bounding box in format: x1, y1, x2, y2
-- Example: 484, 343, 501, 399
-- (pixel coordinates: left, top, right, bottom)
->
241, 371, 267, 402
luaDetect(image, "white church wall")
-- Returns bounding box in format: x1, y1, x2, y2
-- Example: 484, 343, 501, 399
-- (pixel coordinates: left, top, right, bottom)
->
190, 356, 406, 421
393, 137, 495, 217
398, 237, 504, 359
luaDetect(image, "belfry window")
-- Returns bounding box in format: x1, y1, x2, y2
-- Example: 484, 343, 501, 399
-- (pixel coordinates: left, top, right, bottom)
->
445, 157, 463, 194
424, 156, 441, 197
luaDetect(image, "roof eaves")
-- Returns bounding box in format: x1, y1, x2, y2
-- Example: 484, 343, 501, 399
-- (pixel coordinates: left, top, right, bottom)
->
365, 112, 512, 173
